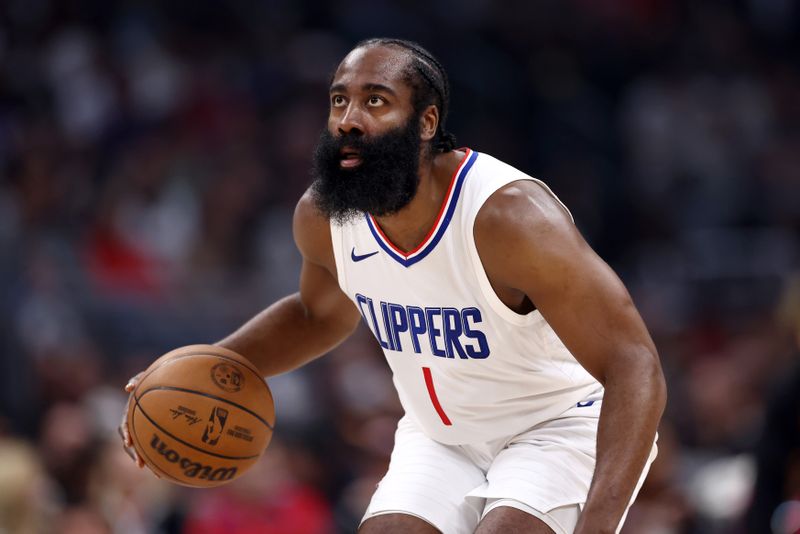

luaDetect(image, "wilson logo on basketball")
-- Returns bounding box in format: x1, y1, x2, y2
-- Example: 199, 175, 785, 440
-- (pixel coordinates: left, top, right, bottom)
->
149, 434, 238, 482
202, 406, 228, 446
210, 362, 244, 392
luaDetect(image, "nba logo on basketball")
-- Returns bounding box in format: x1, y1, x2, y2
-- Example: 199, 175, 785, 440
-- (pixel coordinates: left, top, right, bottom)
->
202, 406, 229, 446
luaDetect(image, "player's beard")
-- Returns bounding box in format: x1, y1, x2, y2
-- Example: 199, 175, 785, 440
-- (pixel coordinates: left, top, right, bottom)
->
311, 113, 425, 224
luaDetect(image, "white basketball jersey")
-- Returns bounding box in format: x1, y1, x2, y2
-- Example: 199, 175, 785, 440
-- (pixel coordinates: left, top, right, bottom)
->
330, 149, 603, 445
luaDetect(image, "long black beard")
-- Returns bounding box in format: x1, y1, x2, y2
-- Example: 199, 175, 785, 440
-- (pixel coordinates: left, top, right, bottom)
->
311, 115, 423, 224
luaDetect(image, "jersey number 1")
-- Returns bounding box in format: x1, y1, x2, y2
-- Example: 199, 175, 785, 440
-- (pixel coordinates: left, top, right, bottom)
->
422, 367, 452, 426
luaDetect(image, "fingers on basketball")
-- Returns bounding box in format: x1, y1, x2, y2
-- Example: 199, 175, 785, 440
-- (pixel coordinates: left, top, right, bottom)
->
121, 372, 146, 467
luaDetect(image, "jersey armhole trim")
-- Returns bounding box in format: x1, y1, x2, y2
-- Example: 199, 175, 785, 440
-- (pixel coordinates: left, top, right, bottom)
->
529, 177, 575, 223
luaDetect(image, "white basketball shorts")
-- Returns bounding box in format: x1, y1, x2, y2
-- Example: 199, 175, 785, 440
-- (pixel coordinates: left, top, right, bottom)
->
361, 400, 658, 534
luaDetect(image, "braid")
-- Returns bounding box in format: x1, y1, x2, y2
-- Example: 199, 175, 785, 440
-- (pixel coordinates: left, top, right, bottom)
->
356, 38, 457, 153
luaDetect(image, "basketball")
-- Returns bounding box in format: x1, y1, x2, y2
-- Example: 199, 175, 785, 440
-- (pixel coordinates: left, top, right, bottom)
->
127, 344, 275, 487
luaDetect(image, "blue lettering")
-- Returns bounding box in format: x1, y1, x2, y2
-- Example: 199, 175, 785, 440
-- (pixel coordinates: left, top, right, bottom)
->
355, 294, 370, 324
442, 307, 468, 359
355, 295, 490, 359
407, 306, 426, 354
388, 303, 408, 351
462, 308, 490, 358
380, 301, 395, 350
425, 308, 446, 357
364, 296, 389, 349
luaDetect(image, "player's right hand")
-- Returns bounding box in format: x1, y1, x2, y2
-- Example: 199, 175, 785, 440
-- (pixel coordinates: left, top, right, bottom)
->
119, 372, 145, 469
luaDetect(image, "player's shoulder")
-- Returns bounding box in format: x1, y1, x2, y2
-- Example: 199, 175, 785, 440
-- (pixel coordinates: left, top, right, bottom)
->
473, 172, 587, 285
474, 177, 574, 242
294, 188, 328, 227
293, 188, 335, 269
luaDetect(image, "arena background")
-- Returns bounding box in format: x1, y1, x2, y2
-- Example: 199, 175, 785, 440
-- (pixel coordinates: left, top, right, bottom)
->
1, 0, 799, 532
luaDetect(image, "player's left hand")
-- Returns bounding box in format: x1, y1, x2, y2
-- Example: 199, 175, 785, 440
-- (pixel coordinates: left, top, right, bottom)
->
118, 372, 146, 469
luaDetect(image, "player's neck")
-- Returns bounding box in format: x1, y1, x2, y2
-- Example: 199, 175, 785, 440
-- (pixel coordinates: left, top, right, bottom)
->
372, 149, 465, 253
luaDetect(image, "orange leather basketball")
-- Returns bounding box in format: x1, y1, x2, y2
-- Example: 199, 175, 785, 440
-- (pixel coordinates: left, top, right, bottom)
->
127, 344, 275, 487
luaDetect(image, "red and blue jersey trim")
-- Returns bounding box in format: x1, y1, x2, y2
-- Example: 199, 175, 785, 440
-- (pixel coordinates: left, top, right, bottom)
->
365, 149, 478, 268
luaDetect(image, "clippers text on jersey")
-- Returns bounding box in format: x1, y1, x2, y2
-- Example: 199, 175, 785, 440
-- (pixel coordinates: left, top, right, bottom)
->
355, 293, 491, 359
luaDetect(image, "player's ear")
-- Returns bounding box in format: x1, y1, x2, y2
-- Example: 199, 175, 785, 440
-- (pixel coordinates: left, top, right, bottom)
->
420, 104, 438, 142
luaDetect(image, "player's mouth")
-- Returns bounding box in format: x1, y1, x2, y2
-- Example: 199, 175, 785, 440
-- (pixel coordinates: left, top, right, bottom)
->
340, 147, 362, 169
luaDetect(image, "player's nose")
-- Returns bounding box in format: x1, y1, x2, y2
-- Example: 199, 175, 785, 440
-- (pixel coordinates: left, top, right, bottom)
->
336, 103, 365, 136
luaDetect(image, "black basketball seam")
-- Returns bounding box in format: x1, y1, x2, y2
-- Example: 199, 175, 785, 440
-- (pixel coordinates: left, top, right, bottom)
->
139, 385, 274, 430
131, 411, 199, 484
132, 352, 207, 398
133, 396, 265, 460
133, 349, 275, 409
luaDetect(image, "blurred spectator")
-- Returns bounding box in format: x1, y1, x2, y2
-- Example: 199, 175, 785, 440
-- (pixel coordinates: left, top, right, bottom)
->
54, 506, 112, 534
182, 439, 335, 534
745, 276, 800, 533
87, 439, 177, 534
0, 439, 57, 534
38, 402, 97, 504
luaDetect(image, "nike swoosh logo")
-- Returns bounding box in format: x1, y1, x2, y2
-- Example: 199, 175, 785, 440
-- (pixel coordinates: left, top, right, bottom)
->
351, 247, 379, 262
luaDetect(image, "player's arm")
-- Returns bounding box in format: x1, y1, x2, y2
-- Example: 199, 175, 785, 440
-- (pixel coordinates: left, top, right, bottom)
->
120, 191, 360, 466
474, 181, 666, 534
216, 189, 362, 377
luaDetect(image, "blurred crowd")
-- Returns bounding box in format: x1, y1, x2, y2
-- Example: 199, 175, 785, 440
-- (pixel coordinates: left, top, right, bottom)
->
0, 0, 799, 533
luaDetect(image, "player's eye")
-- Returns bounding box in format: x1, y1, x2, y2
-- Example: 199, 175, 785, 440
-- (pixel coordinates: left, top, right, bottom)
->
367, 95, 385, 107
331, 95, 346, 107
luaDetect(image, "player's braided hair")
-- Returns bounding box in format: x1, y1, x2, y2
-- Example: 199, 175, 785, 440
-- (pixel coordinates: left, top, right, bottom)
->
356, 38, 457, 153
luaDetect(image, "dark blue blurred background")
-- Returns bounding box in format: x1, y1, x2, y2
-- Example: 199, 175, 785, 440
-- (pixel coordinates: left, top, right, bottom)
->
1, 0, 799, 532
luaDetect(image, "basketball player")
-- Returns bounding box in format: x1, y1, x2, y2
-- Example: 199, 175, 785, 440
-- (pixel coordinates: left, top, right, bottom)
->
121, 39, 666, 534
